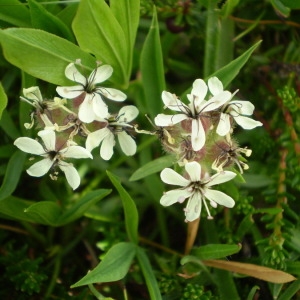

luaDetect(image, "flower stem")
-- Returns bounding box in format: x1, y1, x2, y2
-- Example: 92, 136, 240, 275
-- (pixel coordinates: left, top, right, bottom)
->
184, 217, 200, 254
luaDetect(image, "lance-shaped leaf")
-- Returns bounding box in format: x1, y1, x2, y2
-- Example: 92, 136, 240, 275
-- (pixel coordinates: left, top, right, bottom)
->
72, 0, 128, 86
0, 0, 31, 27
71, 242, 136, 287
140, 6, 166, 118
28, 0, 75, 42
110, 0, 140, 75
107, 171, 139, 244
0, 151, 26, 201
130, 155, 174, 181
0, 28, 95, 85
0, 82, 8, 120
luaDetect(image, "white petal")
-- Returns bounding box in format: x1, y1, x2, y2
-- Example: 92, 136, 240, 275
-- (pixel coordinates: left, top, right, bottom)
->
160, 168, 190, 186
14, 137, 45, 155
100, 133, 115, 160
92, 94, 109, 119
118, 105, 139, 123
65, 63, 87, 85
185, 161, 201, 182
56, 85, 84, 99
216, 113, 231, 136
86, 128, 110, 152
191, 79, 208, 102
207, 171, 236, 187
59, 161, 80, 190
154, 113, 187, 126
191, 119, 205, 151
27, 158, 53, 177
118, 131, 136, 156
160, 189, 191, 206
234, 115, 263, 130
162, 91, 186, 112
185, 193, 201, 222
208, 77, 224, 95
97, 87, 127, 102
204, 189, 235, 208
89, 64, 113, 84
230, 100, 254, 115
201, 91, 232, 112
38, 129, 56, 151
78, 95, 96, 123
62, 146, 93, 159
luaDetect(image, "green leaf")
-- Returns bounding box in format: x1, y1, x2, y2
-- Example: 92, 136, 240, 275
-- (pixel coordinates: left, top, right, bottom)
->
107, 171, 139, 244
209, 40, 262, 88
281, 0, 300, 9
0, 196, 34, 222
247, 286, 260, 300
0, 0, 31, 27
136, 247, 162, 300
72, 0, 128, 86
0, 82, 8, 120
190, 243, 242, 260
24, 201, 62, 226
0, 151, 26, 201
236, 214, 254, 240
0, 28, 95, 85
110, 0, 140, 75
28, 0, 75, 42
0, 109, 20, 140
140, 6, 166, 118
71, 242, 136, 287
278, 279, 300, 300
56, 189, 111, 226
130, 155, 175, 181
271, 0, 291, 17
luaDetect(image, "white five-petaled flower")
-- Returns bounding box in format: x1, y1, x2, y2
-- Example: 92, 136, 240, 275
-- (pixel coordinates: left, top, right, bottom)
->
86, 105, 139, 161
56, 61, 127, 123
160, 161, 236, 222
154, 78, 232, 151
14, 129, 92, 190
208, 77, 263, 136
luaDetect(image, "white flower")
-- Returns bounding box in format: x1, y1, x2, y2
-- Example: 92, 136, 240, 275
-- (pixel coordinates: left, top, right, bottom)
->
160, 161, 236, 222
86, 105, 139, 160
14, 129, 92, 190
208, 77, 263, 136
56, 61, 127, 123
154, 78, 231, 151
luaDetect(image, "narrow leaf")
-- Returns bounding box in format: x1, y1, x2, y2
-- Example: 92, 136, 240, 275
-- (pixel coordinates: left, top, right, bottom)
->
110, 0, 140, 75
0, 196, 34, 222
0, 0, 31, 27
190, 244, 241, 260
209, 40, 262, 88
277, 279, 300, 300
0, 28, 95, 85
71, 242, 136, 287
130, 155, 175, 181
24, 201, 62, 226
107, 171, 139, 244
203, 260, 296, 283
0, 82, 8, 120
0, 151, 26, 201
72, 0, 128, 86
56, 189, 111, 226
140, 6, 166, 118
28, 0, 75, 42
136, 247, 162, 300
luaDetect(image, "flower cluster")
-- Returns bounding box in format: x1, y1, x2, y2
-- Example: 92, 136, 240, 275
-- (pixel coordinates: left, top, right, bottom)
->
14, 59, 262, 221
14, 60, 139, 189
154, 77, 262, 221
